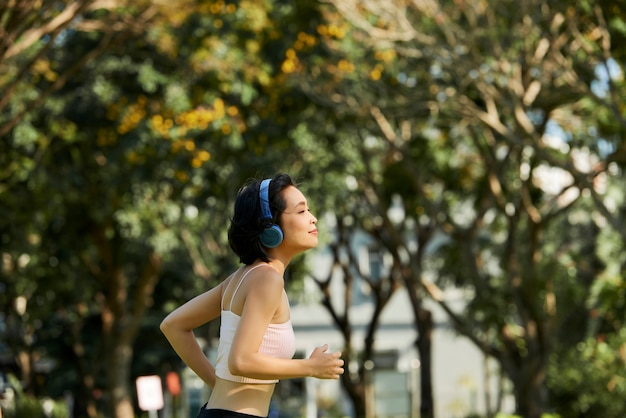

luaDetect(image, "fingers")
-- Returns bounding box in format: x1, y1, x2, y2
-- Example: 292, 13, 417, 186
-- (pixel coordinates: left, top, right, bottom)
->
332, 356, 345, 379
308, 344, 345, 379
328, 352, 343, 376
316, 344, 329, 353
311, 345, 338, 358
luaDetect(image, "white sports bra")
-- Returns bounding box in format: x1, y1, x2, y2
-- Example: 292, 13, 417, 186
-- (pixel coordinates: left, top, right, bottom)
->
214, 264, 296, 384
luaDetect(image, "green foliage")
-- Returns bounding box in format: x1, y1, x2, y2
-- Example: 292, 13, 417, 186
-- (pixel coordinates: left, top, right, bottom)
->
2, 0, 626, 417
286, 0, 626, 417
1, 0, 334, 416
13, 398, 68, 418
2, 374, 68, 418
490, 414, 557, 418
548, 329, 626, 417
470, 414, 561, 418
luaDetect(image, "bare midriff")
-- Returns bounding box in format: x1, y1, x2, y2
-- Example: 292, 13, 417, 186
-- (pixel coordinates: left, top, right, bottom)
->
207, 377, 276, 417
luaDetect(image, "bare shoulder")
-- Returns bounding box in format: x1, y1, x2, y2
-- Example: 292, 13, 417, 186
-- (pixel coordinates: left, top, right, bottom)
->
221, 268, 240, 288
247, 265, 284, 292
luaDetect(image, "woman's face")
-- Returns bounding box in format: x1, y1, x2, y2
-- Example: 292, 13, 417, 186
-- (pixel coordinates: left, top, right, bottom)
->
278, 186, 318, 251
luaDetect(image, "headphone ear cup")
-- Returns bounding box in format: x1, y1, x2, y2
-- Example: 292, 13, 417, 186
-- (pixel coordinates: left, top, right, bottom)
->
260, 225, 283, 248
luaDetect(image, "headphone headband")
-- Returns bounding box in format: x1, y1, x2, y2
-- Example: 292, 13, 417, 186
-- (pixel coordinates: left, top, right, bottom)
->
258, 178, 283, 248
259, 179, 273, 220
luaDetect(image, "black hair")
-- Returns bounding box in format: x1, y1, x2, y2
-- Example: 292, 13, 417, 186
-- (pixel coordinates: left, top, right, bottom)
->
228, 173, 296, 264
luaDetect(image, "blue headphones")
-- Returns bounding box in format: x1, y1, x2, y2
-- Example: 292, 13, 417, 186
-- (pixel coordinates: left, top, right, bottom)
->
259, 179, 284, 248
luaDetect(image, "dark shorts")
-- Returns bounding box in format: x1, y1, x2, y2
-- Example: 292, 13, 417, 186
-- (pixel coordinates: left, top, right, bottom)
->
197, 406, 267, 418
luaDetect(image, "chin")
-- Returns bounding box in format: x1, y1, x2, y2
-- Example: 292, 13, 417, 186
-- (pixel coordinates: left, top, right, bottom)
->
298, 241, 318, 252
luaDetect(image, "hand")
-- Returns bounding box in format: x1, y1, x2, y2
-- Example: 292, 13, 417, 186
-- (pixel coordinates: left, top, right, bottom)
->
308, 344, 344, 379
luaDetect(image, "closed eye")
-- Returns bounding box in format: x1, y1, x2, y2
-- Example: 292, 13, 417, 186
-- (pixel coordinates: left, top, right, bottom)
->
285, 201, 310, 215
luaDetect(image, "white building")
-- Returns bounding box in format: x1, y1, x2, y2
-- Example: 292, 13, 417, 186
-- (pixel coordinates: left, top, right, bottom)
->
286, 240, 515, 418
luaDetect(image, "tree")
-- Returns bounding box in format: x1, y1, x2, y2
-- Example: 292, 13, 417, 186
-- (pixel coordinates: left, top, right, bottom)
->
0, 0, 166, 189
287, 0, 626, 416
1, 3, 172, 413
310, 212, 402, 418
0, 0, 320, 416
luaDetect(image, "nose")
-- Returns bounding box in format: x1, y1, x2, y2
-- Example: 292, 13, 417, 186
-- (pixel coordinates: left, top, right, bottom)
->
311, 213, 317, 224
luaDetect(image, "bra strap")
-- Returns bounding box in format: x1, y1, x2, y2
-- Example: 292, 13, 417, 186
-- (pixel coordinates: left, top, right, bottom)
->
222, 264, 269, 310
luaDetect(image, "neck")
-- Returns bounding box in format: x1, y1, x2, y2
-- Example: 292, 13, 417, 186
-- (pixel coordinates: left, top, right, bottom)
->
269, 259, 288, 276
264, 252, 292, 276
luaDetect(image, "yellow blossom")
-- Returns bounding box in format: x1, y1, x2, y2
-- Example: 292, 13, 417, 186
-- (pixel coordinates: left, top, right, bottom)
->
338, 60, 355, 73
197, 150, 211, 161
175, 171, 189, 182
282, 59, 296, 74
191, 157, 203, 168
213, 98, 225, 118
209, 1, 223, 14
171, 140, 183, 153
375, 50, 396, 63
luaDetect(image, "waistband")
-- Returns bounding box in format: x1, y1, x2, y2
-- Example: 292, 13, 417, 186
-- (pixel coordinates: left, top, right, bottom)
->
197, 406, 267, 418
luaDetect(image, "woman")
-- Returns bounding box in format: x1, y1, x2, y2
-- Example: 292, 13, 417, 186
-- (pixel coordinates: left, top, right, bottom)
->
160, 173, 344, 418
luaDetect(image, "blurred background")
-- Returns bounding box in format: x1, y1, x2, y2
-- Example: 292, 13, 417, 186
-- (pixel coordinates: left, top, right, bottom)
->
1, 0, 625, 417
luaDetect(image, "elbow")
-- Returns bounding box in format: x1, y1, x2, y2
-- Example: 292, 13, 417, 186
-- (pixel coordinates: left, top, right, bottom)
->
160, 314, 174, 336
228, 354, 252, 377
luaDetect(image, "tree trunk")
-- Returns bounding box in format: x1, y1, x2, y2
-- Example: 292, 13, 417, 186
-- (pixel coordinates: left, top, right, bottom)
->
500, 351, 547, 418
511, 365, 547, 418
415, 307, 434, 418
337, 346, 367, 418
17, 349, 34, 395
350, 378, 367, 418
71, 319, 99, 418
108, 340, 135, 418
90, 217, 161, 418
402, 264, 435, 418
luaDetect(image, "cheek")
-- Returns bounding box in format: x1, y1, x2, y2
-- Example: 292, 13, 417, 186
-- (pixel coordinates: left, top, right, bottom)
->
280, 217, 304, 235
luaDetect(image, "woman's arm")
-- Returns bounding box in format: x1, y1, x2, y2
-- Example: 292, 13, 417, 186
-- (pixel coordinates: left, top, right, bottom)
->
160, 283, 224, 388
228, 271, 344, 381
